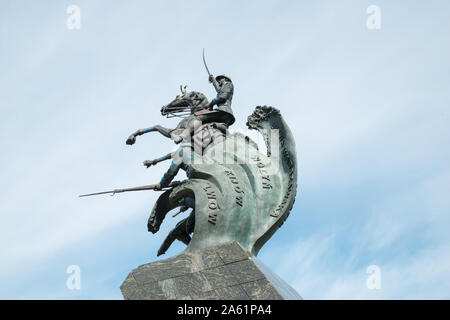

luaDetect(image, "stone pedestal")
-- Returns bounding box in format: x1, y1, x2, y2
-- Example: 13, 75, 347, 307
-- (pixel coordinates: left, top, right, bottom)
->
120, 241, 301, 300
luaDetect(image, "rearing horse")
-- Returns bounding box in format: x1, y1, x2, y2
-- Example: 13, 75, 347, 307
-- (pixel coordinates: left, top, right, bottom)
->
125, 86, 231, 255
125, 85, 228, 167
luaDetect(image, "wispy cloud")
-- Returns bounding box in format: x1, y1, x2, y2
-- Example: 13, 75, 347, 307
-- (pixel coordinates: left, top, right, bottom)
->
1, 0, 450, 299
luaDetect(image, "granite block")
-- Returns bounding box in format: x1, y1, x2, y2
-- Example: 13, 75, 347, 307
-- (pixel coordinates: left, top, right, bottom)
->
120, 273, 138, 298
216, 241, 251, 264
192, 247, 224, 270
173, 271, 212, 297
202, 265, 239, 288
215, 285, 250, 300
121, 241, 301, 300
241, 279, 283, 300
192, 290, 220, 300
141, 281, 166, 300
227, 259, 265, 284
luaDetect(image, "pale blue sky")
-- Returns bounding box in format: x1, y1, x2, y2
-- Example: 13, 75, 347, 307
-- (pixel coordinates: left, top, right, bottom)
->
1, 0, 449, 299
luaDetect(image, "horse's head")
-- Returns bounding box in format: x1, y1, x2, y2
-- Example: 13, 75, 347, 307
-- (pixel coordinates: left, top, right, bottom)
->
161, 85, 209, 117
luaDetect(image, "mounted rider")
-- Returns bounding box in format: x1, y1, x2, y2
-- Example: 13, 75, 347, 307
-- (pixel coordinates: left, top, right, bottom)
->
155, 73, 234, 188
200, 74, 235, 126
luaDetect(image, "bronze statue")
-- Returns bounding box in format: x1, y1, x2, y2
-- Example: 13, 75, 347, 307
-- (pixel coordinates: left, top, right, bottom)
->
80, 52, 297, 258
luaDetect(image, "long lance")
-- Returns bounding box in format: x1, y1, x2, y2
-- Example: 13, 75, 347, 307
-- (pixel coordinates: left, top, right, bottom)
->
202, 48, 212, 78
79, 181, 181, 197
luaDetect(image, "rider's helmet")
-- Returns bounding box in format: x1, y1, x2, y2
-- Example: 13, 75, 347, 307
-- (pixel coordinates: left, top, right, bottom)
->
215, 74, 232, 83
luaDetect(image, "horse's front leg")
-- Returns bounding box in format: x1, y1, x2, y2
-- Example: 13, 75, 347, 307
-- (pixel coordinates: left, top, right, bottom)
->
125, 125, 173, 145
143, 152, 172, 168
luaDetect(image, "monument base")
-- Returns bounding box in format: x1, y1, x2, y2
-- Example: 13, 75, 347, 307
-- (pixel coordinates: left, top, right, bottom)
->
120, 241, 302, 300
